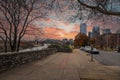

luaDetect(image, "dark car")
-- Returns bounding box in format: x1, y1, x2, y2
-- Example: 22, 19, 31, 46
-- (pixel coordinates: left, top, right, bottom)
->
91, 48, 99, 54
117, 47, 120, 53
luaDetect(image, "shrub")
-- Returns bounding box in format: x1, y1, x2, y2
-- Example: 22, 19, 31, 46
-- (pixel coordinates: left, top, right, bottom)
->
48, 44, 61, 49
62, 45, 70, 48
48, 44, 72, 53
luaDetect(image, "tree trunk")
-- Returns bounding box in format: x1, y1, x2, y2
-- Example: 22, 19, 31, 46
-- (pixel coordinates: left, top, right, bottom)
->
16, 37, 21, 52
10, 44, 16, 52
11, 46, 15, 52
0, 37, 8, 52
4, 41, 7, 52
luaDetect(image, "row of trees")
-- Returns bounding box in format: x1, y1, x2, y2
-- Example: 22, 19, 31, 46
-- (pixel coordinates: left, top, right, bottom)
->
92, 34, 120, 50
74, 33, 120, 50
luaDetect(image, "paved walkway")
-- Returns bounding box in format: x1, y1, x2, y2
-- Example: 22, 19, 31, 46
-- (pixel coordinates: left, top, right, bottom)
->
20, 44, 49, 52
0, 49, 120, 80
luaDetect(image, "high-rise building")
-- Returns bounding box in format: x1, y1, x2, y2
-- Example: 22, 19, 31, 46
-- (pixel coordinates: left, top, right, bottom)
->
80, 23, 87, 35
102, 28, 111, 34
88, 32, 93, 38
92, 26, 100, 37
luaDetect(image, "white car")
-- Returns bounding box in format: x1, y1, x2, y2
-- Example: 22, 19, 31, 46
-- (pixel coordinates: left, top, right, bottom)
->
80, 47, 84, 50
84, 46, 92, 52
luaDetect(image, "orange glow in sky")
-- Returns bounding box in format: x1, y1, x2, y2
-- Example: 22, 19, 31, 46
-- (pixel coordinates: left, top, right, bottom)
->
42, 27, 78, 40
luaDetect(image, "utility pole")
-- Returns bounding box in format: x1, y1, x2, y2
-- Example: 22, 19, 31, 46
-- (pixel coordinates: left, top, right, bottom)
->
107, 32, 109, 50
117, 34, 119, 48
90, 46, 94, 62
117, 30, 120, 48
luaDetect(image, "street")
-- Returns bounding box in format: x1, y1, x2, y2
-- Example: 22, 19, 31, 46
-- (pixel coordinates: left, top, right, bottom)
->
93, 51, 120, 66
0, 49, 120, 80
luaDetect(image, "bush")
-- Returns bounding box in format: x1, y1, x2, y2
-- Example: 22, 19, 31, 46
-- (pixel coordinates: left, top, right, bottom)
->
48, 44, 61, 49
48, 44, 72, 53
57, 48, 72, 52
62, 45, 70, 48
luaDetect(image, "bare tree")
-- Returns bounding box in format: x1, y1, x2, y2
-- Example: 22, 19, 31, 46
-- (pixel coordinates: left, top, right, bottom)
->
0, 0, 47, 52
51, 0, 120, 19
0, 21, 8, 52
77, 0, 120, 16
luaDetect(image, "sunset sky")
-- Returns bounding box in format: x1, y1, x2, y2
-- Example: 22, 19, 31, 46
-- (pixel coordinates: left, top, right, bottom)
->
32, 14, 120, 40
32, 11, 93, 40
0, 0, 119, 41
29, 0, 120, 40
34, 17, 80, 40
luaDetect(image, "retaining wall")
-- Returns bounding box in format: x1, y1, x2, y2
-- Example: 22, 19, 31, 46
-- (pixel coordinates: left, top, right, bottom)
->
0, 48, 57, 72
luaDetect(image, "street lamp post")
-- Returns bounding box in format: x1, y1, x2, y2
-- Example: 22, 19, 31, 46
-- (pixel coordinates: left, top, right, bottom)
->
90, 46, 94, 62
116, 30, 120, 48
117, 33, 119, 48
106, 33, 109, 50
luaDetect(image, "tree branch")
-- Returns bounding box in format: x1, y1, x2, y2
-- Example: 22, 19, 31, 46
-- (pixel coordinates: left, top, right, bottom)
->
77, 0, 120, 16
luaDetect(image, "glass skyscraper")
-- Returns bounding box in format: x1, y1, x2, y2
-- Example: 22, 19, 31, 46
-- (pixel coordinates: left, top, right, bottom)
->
92, 26, 100, 37
80, 23, 87, 35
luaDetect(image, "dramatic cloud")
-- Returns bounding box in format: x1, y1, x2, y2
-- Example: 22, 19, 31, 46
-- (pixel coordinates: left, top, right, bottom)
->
33, 17, 80, 39
32, 0, 120, 40
41, 27, 78, 40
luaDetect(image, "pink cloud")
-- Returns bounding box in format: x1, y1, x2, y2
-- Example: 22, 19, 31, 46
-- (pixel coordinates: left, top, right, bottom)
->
42, 27, 78, 40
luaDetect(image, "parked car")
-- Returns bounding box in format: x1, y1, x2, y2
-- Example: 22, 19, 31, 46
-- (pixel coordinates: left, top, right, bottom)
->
80, 47, 84, 50
84, 46, 92, 52
91, 48, 99, 54
117, 47, 120, 53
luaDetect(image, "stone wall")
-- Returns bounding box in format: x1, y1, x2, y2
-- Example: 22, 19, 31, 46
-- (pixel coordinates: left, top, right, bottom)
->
0, 48, 57, 72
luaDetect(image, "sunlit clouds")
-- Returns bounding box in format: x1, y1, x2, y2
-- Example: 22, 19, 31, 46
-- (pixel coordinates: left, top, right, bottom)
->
40, 27, 77, 40
32, 0, 120, 40
33, 17, 80, 39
